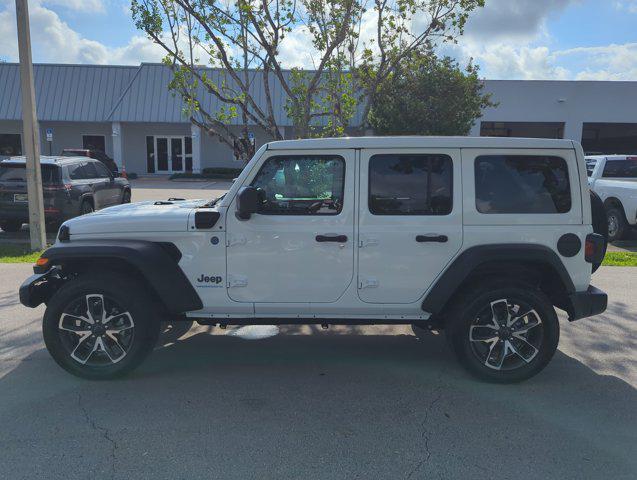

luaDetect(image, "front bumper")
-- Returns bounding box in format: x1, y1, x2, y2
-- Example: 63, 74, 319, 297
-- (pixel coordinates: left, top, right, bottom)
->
566, 285, 608, 321
19, 267, 60, 308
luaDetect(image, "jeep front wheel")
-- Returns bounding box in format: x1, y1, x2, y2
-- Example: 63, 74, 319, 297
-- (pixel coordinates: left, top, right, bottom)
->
43, 273, 161, 379
446, 283, 559, 383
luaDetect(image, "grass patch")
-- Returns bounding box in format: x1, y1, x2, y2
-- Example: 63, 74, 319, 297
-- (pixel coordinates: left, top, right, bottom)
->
602, 251, 637, 267
0, 245, 44, 263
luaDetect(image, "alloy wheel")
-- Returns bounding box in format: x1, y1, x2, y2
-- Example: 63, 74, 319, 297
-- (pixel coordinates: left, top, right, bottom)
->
58, 294, 135, 366
607, 213, 619, 238
468, 299, 543, 371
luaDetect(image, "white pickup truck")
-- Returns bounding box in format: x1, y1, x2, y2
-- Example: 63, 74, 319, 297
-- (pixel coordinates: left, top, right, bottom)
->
586, 155, 637, 241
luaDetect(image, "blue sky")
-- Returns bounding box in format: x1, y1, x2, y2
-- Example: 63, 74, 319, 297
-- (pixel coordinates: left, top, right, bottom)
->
0, 0, 636, 80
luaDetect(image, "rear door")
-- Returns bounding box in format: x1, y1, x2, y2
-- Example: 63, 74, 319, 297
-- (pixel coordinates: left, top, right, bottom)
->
357, 148, 463, 304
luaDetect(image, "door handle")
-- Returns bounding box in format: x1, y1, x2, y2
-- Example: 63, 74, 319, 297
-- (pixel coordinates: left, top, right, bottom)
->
316, 234, 348, 243
416, 235, 448, 243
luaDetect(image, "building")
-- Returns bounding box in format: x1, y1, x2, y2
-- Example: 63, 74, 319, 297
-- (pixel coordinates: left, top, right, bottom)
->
1, 62, 636, 175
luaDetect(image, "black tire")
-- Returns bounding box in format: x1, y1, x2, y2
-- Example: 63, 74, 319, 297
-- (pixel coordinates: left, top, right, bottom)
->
0, 220, 22, 232
80, 199, 94, 215
606, 206, 626, 242
42, 273, 161, 380
122, 189, 131, 204
589, 190, 607, 273
446, 282, 559, 383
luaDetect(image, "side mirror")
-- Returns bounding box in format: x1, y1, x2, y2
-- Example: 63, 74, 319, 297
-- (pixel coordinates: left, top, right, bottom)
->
235, 186, 260, 220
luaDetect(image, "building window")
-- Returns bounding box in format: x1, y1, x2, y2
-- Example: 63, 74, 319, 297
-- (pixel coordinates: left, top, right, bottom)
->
82, 134, 106, 152
368, 154, 453, 215
475, 155, 571, 214
0, 133, 22, 156
480, 122, 564, 139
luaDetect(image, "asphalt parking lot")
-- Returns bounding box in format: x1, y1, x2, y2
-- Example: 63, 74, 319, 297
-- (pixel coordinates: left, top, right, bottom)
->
0, 263, 636, 480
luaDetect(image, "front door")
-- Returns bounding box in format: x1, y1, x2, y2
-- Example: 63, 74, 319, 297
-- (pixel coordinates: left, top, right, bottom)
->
225, 150, 355, 307
154, 137, 192, 173
357, 149, 463, 304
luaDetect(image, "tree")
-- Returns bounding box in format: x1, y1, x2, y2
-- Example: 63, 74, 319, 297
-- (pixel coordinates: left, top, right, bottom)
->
368, 51, 496, 136
353, 0, 486, 129
131, 0, 362, 162
130, 1, 486, 161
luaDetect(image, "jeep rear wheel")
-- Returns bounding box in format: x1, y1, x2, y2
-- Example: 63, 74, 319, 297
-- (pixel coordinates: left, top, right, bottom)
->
446, 283, 559, 383
43, 273, 160, 379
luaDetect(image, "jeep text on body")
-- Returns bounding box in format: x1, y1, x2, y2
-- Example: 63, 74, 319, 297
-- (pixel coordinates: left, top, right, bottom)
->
19, 137, 608, 382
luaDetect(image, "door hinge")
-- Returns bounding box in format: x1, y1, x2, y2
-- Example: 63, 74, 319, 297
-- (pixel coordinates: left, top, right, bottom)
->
227, 275, 248, 288
358, 278, 379, 289
358, 237, 379, 248
226, 235, 246, 247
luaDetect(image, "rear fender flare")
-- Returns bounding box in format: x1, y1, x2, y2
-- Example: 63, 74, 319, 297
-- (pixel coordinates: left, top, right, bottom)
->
422, 244, 576, 317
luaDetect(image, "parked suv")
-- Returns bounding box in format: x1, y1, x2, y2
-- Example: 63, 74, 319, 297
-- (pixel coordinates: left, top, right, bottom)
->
61, 148, 119, 175
0, 156, 131, 232
19, 137, 607, 382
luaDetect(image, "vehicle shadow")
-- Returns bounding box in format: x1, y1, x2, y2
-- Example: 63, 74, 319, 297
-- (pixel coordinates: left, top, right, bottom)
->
1, 327, 636, 480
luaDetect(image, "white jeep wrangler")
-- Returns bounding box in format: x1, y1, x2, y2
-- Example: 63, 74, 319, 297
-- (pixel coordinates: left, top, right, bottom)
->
20, 137, 608, 383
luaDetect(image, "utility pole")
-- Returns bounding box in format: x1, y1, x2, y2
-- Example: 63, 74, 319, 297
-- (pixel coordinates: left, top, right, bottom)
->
15, 0, 46, 250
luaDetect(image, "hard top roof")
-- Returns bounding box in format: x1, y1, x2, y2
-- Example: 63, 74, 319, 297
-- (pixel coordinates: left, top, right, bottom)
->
266, 136, 577, 151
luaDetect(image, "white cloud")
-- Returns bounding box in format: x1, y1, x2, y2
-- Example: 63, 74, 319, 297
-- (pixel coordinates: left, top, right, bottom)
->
615, 1, 637, 13
556, 43, 637, 80
0, 0, 163, 64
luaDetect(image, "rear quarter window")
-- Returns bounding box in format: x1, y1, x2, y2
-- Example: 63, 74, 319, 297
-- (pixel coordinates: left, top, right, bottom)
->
602, 159, 637, 178
475, 155, 571, 214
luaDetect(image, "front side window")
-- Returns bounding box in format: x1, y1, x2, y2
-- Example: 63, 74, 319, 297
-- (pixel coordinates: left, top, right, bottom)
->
475, 155, 571, 214
251, 155, 345, 215
368, 154, 453, 215
602, 159, 637, 178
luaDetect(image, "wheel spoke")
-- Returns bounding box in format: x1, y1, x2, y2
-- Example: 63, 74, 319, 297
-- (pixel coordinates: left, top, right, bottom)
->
469, 324, 498, 343
104, 312, 134, 332
509, 310, 542, 331
70, 333, 98, 364
510, 335, 540, 363
102, 334, 126, 363
485, 339, 506, 370
490, 299, 510, 328
85, 294, 105, 324
59, 313, 92, 333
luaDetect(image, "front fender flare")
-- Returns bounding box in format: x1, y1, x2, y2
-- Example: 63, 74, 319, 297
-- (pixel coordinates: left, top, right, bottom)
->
27, 240, 202, 314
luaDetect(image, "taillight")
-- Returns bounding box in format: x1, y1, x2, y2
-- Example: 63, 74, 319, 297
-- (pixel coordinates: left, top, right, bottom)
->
585, 233, 605, 264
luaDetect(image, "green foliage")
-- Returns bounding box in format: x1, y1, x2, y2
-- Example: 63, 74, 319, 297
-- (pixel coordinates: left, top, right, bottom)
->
602, 252, 637, 267
0, 245, 43, 263
368, 51, 496, 136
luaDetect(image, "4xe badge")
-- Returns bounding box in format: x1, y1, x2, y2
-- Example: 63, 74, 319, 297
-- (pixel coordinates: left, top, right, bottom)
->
196, 274, 223, 288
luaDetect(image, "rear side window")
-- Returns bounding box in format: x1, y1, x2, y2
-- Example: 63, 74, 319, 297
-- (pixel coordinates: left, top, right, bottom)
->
602, 159, 637, 178
0, 164, 59, 184
369, 154, 453, 215
475, 155, 571, 214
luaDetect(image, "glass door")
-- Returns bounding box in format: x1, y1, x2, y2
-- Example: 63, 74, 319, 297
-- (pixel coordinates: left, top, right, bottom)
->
154, 136, 191, 173
155, 137, 169, 172
170, 138, 183, 172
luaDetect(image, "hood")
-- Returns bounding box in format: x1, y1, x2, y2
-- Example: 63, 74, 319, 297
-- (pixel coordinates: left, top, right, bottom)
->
64, 199, 209, 235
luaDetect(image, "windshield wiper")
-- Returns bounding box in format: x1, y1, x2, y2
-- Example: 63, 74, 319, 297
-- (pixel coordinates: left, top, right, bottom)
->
202, 193, 226, 208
